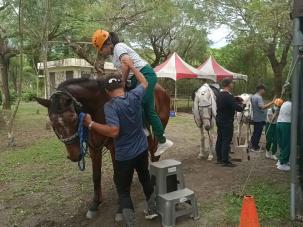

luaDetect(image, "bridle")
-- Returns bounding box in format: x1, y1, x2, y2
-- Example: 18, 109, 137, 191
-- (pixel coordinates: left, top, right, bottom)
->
49, 89, 109, 171
50, 90, 83, 145
197, 88, 214, 123
239, 104, 251, 125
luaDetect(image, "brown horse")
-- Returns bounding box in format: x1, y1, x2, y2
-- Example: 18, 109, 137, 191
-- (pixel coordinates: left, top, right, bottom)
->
36, 78, 170, 218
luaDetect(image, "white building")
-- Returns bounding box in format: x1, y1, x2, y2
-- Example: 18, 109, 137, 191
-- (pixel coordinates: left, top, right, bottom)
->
37, 58, 116, 96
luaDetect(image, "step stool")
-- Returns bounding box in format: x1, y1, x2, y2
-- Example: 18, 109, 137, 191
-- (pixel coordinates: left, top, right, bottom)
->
157, 188, 200, 227
150, 159, 185, 195
231, 145, 249, 162
231, 135, 249, 162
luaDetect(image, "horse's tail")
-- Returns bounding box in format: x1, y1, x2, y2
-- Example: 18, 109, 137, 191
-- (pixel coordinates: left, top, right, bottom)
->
155, 83, 170, 129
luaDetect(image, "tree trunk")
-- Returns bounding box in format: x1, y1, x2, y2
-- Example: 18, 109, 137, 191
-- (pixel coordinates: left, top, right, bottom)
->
0, 60, 11, 110
273, 65, 283, 96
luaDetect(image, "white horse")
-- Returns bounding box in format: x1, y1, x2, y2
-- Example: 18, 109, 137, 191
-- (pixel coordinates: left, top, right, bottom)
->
192, 83, 218, 161
235, 93, 252, 146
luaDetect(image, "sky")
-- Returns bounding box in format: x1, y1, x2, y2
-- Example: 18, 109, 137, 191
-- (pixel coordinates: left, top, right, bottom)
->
208, 25, 231, 49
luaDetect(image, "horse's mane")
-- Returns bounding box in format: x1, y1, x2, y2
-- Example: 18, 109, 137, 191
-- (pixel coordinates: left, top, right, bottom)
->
57, 78, 105, 90
50, 78, 106, 113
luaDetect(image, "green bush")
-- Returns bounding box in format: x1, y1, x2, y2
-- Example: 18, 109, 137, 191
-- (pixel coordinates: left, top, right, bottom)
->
10, 91, 17, 104
0, 90, 2, 106
22, 90, 36, 102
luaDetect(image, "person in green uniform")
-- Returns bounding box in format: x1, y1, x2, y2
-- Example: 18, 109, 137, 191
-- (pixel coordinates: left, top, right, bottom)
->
92, 29, 173, 156
276, 93, 292, 171
265, 98, 283, 160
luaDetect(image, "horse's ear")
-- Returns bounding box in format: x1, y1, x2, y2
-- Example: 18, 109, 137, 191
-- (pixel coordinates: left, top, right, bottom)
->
35, 97, 51, 108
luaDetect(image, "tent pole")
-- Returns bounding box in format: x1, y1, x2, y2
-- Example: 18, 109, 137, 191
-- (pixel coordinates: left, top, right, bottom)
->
174, 80, 177, 114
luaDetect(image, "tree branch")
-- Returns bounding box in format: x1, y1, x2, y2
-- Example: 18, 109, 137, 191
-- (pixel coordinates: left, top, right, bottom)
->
65, 36, 105, 76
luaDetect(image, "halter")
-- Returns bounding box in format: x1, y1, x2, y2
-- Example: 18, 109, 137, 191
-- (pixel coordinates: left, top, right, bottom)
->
50, 90, 88, 170
50, 90, 83, 145
198, 103, 213, 121
49, 90, 108, 171
197, 88, 214, 122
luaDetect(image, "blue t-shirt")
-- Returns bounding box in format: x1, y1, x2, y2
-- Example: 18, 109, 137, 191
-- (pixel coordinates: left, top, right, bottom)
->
104, 85, 148, 161
251, 93, 267, 122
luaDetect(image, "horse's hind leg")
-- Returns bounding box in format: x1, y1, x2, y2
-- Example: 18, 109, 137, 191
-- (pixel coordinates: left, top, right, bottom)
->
198, 127, 205, 159
86, 148, 103, 219
207, 129, 214, 161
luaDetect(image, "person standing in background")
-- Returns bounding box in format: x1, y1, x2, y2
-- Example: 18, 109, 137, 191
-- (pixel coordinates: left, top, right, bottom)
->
265, 98, 284, 160
276, 93, 292, 171
216, 78, 245, 167
250, 85, 275, 151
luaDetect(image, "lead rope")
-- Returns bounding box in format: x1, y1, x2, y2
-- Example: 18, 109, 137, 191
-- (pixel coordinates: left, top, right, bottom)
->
78, 112, 89, 171
240, 54, 300, 196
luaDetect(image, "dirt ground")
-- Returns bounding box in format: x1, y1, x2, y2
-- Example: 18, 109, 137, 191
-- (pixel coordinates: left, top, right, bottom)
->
0, 109, 296, 227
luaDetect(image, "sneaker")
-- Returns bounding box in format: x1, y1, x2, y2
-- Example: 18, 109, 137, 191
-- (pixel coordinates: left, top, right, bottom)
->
145, 193, 158, 220
250, 148, 261, 153
122, 208, 136, 227
277, 164, 290, 171
272, 155, 278, 160
265, 151, 272, 159
276, 160, 280, 166
222, 161, 237, 167
144, 209, 158, 220
154, 139, 173, 156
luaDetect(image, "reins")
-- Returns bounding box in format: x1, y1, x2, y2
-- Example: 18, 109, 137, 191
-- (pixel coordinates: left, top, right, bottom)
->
78, 113, 88, 171
50, 89, 109, 171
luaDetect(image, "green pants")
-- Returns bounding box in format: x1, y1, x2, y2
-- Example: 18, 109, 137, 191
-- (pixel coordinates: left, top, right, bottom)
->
131, 65, 165, 143
265, 123, 277, 154
277, 122, 291, 165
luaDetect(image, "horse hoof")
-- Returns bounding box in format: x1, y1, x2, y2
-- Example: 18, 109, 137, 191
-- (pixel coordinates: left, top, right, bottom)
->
198, 154, 204, 159
115, 213, 123, 222
86, 210, 97, 219
207, 155, 214, 161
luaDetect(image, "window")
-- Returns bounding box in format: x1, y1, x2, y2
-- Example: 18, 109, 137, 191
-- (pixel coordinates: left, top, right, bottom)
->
66, 71, 73, 80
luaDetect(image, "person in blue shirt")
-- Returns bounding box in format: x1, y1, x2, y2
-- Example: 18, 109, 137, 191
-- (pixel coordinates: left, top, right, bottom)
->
83, 58, 157, 227
250, 84, 275, 151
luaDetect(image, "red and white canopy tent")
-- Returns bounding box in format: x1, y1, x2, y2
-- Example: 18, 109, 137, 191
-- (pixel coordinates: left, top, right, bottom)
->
154, 53, 215, 112
197, 56, 248, 81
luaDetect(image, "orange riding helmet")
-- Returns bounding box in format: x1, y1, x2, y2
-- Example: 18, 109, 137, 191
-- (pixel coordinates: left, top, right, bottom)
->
274, 98, 284, 107
92, 29, 109, 50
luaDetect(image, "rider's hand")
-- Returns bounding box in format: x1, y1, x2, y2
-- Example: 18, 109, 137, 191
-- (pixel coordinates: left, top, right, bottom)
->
83, 114, 92, 127
121, 57, 135, 69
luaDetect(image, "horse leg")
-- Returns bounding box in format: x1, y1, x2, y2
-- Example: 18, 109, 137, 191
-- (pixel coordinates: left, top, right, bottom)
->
148, 135, 159, 162
86, 149, 103, 219
238, 122, 243, 145
245, 124, 250, 146
207, 129, 214, 161
198, 127, 205, 159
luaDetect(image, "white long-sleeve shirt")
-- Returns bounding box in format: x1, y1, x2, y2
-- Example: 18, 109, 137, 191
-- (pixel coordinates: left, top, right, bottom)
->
277, 101, 292, 123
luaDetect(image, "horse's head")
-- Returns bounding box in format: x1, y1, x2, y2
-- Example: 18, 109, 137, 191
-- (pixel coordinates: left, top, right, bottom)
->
236, 94, 252, 124
196, 85, 214, 131
36, 91, 82, 162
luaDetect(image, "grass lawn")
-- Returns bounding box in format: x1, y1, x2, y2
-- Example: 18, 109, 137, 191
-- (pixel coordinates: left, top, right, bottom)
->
0, 102, 300, 226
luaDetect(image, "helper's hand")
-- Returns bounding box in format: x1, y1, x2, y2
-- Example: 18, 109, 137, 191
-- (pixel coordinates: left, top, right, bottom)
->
83, 114, 92, 127
121, 57, 135, 70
